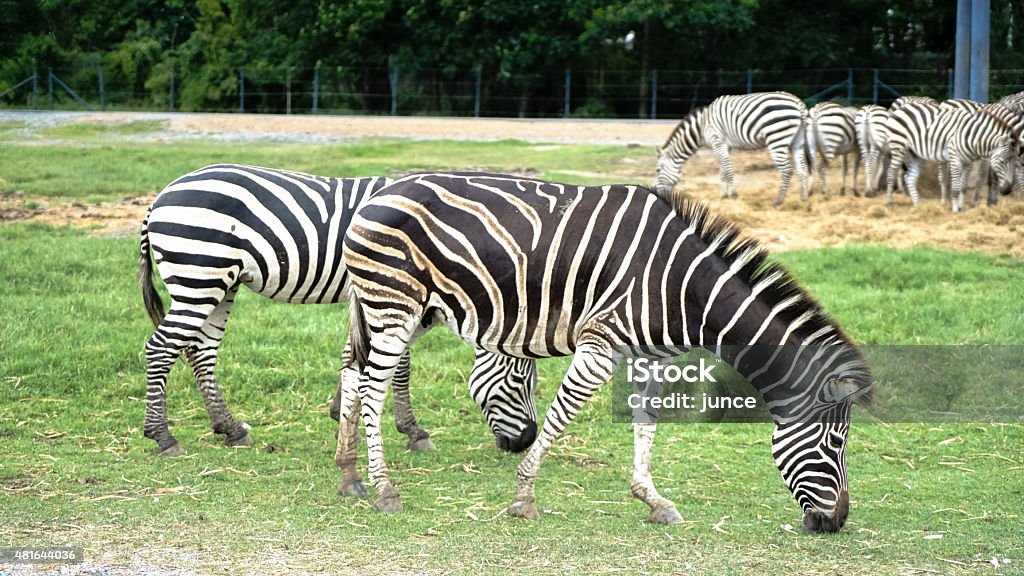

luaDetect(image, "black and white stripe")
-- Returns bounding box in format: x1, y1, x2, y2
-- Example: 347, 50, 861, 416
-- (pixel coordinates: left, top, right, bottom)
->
335, 172, 873, 531
655, 91, 810, 206
807, 102, 860, 196
885, 103, 1018, 209
855, 104, 892, 195
138, 164, 538, 456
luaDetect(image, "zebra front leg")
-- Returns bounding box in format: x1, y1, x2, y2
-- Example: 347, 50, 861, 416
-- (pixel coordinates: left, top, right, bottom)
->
904, 158, 924, 207
632, 422, 681, 524
709, 137, 737, 199
508, 342, 615, 520
950, 158, 970, 213
938, 162, 950, 204
189, 289, 251, 447
391, 352, 435, 452
335, 365, 368, 498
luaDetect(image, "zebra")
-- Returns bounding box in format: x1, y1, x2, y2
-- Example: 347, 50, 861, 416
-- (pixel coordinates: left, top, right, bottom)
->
806, 102, 860, 196
855, 104, 893, 196
946, 109, 1020, 212
138, 164, 537, 457
654, 91, 811, 206
335, 171, 873, 531
997, 91, 1024, 112
884, 100, 949, 206
886, 103, 1018, 209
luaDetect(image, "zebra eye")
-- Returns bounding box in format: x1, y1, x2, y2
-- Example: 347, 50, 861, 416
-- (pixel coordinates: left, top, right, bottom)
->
827, 431, 846, 450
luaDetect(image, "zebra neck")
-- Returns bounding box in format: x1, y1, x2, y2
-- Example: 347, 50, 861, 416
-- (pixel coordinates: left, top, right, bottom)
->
664, 116, 705, 165
662, 232, 857, 414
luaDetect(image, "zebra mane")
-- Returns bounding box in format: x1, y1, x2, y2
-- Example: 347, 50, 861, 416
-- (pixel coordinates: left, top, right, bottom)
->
660, 106, 706, 150
980, 106, 1021, 141
645, 187, 872, 397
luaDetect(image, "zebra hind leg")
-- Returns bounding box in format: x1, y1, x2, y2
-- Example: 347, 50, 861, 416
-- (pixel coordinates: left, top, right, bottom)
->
189, 288, 252, 447
391, 351, 436, 451
143, 328, 186, 456
335, 364, 368, 498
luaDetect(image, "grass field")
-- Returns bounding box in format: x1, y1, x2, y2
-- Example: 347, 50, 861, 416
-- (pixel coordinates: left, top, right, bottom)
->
0, 121, 1022, 575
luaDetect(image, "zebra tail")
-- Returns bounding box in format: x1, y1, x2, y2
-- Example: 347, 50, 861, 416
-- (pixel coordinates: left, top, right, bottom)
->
810, 116, 830, 169
347, 291, 371, 370
138, 211, 166, 327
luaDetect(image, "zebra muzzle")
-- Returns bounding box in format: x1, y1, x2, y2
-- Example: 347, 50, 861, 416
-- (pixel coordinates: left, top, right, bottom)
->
495, 420, 537, 453
802, 489, 850, 533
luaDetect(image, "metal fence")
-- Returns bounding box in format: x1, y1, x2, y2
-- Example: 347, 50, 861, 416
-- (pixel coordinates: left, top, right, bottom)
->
3, 65, 1024, 118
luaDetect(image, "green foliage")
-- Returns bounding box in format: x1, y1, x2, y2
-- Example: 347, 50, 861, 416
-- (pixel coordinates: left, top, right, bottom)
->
3, 0, 1021, 112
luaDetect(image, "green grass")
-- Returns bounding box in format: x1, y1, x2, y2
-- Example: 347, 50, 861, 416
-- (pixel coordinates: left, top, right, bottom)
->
0, 123, 651, 203
1, 223, 1021, 575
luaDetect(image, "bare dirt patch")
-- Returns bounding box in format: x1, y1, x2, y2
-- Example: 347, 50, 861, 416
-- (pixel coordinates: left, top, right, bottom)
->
3, 112, 1023, 256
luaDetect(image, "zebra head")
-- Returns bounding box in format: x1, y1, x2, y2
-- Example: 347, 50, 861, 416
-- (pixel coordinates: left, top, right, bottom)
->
654, 107, 706, 195
770, 375, 871, 533
654, 149, 684, 196
467, 352, 538, 453
990, 134, 1019, 197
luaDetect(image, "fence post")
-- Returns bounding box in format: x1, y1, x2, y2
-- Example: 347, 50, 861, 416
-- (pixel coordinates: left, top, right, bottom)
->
474, 67, 482, 118
286, 69, 292, 115
747, 68, 753, 93
948, 68, 954, 99
32, 69, 37, 109
239, 67, 245, 113
169, 63, 175, 111
97, 65, 105, 111
48, 68, 53, 109
312, 67, 319, 114
650, 69, 658, 119
872, 68, 879, 104
389, 59, 398, 115
564, 68, 571, 118
847, 68, 854, 104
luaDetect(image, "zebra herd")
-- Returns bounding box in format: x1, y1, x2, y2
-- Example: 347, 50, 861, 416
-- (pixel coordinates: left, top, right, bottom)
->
656, 90, 1024, 213
138, 137, 879, 530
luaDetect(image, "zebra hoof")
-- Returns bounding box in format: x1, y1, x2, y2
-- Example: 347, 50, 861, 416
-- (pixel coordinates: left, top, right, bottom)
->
648, 506, 683, 525
226, 432, 252, 447
407, 437, 436, 452
508, 498, 540, 520
157, 443, 185, 457
339, 480, 369, 498
373, 494, 403, 513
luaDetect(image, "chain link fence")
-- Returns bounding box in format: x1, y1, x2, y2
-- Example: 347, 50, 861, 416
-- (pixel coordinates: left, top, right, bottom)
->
3, 65, 1023, 118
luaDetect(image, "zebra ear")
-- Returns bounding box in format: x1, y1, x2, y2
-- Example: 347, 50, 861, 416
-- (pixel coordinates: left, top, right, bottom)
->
654, 145, 662, 156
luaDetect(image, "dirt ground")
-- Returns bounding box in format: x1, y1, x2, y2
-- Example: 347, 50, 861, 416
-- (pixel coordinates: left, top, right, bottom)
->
3, 111, 1024, 257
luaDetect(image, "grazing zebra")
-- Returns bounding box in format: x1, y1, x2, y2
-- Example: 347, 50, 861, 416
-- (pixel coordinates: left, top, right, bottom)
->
807, 102, 860, 196
855, 104, 893, 196
983, 102, 1024, 202
884, 100, 948, 206
335, 171, 873, 531
997, 91, 1024, 112
655, 91, 810, 206
885, 104, 1018, 210
138, 164, 537, 456
946, 109, 1019, 212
